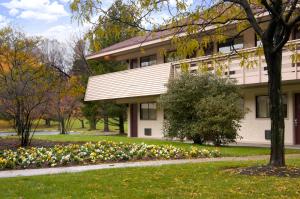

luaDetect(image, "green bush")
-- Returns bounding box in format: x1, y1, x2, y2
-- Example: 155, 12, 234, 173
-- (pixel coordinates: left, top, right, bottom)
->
160, 73, 245, 145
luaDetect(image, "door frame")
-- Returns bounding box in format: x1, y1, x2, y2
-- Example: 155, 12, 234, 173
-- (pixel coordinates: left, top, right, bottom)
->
294, 93, 300, 145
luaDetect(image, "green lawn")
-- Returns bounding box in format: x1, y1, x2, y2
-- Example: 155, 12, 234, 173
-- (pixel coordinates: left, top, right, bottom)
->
0, 118, 127, 133
1, 159, 300, 199
35, 134, 300, 157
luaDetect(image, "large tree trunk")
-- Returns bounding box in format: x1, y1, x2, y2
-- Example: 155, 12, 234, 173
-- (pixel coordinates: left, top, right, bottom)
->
119, 115, 125, 135
265, 47, 285, 166
80, 119, 85, 129
103, 115, 110, 132
59, 118, 66, 134
89, 117, 97, 130
45, 119, 51, 127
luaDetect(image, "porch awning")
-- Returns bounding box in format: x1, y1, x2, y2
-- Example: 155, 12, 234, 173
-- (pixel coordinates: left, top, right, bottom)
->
84, 63, 172, 101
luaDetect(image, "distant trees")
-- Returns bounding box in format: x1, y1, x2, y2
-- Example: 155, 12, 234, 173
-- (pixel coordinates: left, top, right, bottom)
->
0, 27, 57, 146
160, 73, 245, 146
0, 27, 85, 146
40, 39, 84, 134
71, 0, 141, 133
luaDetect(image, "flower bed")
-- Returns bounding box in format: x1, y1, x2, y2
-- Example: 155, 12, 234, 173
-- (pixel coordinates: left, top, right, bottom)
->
0, 141, 220, 170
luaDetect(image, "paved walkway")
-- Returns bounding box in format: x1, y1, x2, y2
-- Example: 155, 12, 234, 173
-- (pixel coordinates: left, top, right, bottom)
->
1, 154, 300, 178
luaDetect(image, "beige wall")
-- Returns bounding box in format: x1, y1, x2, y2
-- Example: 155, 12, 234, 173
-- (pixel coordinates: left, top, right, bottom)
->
126, 83, 300, 145
127, 102, 164, 138
137, 105, 165, 138
239, 84, 300, 145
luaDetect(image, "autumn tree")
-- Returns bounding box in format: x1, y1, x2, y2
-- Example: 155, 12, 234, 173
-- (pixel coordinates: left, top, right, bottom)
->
0, 27, 56, 146
71, 0, 300, 166
40, 39, 84, 134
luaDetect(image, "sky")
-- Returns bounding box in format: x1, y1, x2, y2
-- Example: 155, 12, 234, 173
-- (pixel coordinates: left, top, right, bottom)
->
0, 0, 197, 43
0, 0, 90, 42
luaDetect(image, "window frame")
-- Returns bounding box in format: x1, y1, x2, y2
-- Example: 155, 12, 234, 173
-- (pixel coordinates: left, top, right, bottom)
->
140, 54, 157, 67
218, 36, 244, 54
255, 95, 288, 119
140, 103, 157, 120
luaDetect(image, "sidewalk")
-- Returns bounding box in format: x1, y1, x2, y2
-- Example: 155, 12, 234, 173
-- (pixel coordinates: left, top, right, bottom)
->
1, 154, 300, 178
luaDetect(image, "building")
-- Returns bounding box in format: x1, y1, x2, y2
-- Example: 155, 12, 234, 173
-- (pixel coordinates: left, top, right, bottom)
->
84, 23, 300, 145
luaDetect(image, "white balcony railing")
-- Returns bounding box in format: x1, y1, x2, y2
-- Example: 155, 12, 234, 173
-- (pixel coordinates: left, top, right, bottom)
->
171, 39, 300, 85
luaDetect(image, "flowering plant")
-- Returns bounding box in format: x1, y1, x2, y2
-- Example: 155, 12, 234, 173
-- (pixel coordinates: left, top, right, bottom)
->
0, 141, 220, 169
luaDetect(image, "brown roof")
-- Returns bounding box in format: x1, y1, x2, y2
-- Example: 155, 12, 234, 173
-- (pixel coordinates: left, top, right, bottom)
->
87, 5, 267, 59
87, 29, 176, 58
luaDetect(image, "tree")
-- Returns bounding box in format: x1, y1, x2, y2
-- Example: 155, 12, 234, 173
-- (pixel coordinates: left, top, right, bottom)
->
71, 0, 141, 133
160, 73, 245, 145
40, 39, 84, 134
0, 27, 56, 146
71, 0, 300, 166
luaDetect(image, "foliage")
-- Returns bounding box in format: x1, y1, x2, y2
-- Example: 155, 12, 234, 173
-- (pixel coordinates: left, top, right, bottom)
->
71, 0, 141, 132
70, 0, 300, 166
0, 27, 57, 146
41, 39, 84, 134
0, 141, 220, 169
160, 73, 245, 145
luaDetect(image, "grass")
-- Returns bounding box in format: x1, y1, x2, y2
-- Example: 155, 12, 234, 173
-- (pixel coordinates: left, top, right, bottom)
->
1, 159, 300, 199
34, 134, 300, 157
0, 119, 128, 133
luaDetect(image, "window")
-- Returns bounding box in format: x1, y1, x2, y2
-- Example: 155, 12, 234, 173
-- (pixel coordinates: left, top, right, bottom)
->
140, 55, 157, 67
164, 51, 180, 63
256, 95, 287, 118
203, 43, 214, 56
218, 37, 244, 53
140, 103, 157, 120
130, 58, 138, 69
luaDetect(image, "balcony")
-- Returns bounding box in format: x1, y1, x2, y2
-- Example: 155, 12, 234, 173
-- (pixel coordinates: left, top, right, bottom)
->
85, 39, 300, 102
85, 63, 172, 101
172, 39, 300, 86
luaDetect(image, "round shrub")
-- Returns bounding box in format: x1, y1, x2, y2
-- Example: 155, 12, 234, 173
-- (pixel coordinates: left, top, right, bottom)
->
160, 73, 245, 145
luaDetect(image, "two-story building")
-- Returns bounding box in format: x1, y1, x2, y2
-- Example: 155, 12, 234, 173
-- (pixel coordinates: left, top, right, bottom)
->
84, 23, 300, 145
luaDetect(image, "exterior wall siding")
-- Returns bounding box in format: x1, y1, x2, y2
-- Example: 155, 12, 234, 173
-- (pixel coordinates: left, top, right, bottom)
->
126, 83, 300, 145
239, 85, 300, 145
137, 104, 165, 138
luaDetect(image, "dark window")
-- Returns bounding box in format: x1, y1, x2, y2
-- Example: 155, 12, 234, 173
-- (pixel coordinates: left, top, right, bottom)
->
256, 95, 287, 118
130, 58, 138, 69
218, 36, 244, 53
203, 43, 214, 56
144, 128, 152, 136
140, 55, 157, 67
225, 70, 236, 75
140, 103, 157, 120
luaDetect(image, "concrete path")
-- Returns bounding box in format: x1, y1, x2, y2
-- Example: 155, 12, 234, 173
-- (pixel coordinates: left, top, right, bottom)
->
1, 154, 300, 179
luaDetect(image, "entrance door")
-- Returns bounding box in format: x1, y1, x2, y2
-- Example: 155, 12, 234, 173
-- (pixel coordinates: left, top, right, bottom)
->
130, 104, 138, 137
295, 94, 300, 144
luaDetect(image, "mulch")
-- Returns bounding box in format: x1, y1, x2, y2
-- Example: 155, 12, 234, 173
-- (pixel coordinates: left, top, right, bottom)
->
0, 138, 81, 151
227, 165, 300, 178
